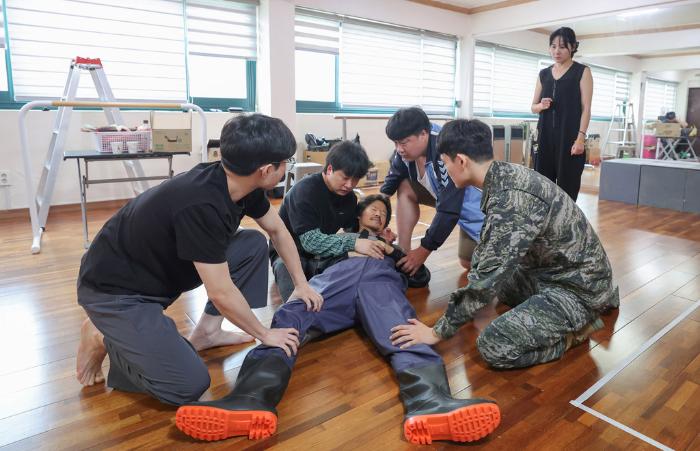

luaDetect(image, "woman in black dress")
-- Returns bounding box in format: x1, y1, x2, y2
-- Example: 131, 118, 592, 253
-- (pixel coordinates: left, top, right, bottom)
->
531, 27, 593, 201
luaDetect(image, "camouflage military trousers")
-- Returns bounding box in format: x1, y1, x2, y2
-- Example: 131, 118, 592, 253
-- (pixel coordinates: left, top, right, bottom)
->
476, 267, 598, 369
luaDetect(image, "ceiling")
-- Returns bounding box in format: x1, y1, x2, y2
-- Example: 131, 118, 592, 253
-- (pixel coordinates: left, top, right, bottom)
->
632, 46, 700, 58
536, 3, 700, 37
406, 0, 527, 14
411, 0, 700, 66
431, 0, 506, 7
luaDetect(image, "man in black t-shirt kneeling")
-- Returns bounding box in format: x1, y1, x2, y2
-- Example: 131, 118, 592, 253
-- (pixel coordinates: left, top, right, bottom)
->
75, 114, 321, 406
271, 140, 389, 301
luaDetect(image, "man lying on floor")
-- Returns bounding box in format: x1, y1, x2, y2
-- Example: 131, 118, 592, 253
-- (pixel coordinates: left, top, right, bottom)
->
175, 194, 501, 445
389, 119, 620, 369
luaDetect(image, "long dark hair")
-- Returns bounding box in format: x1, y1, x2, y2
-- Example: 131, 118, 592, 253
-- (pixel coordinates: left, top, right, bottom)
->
549, 27, 579, 56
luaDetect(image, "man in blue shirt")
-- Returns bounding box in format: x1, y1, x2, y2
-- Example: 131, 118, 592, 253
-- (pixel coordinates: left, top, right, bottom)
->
381, 107, 484, 274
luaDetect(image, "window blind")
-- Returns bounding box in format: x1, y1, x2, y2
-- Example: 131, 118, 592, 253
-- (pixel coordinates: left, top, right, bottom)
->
472, 44, 494, 115
474, 42, 631, 118
6, 0, 186, 100
0, 0, 5, 50
186, 0, 257, 99
339, 20, 456, 114
644, 78, 678, 121
0, 0, 6, 91
294, 11, 339, 55
295, 9, 457, 114
490, 46, 539, 114
5, 0, 258, 101
186, 0, 257, 60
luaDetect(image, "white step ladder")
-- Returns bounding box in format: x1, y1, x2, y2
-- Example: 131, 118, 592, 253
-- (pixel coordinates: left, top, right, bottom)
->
602, 99, 637, 158
18, 57, 209, 254
43, 58, 150, 223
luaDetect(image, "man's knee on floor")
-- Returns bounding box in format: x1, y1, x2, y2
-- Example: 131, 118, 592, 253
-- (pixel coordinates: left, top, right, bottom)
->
158, 365, 211, 405
147, 361, 211, 406
476, 325, 523, 369
459, 258, 471, 270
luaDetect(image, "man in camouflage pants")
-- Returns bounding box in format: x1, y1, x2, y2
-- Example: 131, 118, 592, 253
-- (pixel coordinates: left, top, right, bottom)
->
390, 119, 619, 369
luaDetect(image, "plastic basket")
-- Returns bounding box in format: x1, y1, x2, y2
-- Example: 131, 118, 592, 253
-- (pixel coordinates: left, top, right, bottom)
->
93, 131, 151, 153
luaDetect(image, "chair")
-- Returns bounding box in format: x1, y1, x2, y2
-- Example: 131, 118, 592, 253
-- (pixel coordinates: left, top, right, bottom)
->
284, 162, 323, 194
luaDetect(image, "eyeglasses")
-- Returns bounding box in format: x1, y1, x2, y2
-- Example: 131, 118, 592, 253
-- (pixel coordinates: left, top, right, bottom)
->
278, 156, 295, 171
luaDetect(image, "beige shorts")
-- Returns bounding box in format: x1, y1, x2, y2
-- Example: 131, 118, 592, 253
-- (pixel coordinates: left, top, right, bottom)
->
458, 228, 477, 262
408, 179, 437, 207
409, 179, 476, 262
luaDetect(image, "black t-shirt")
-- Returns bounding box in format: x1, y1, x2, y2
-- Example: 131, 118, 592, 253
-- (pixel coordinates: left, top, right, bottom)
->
79, 162, 270, 298
275, 173, 357, 259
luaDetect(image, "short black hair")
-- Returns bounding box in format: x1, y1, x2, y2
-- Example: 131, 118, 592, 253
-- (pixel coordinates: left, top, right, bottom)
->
549, 27, 579, 56
437, 119, 493, 163
220, 113, 296, 176
324, 140, 372, 179
356, 193, 392, 228
385, 107, 431, 141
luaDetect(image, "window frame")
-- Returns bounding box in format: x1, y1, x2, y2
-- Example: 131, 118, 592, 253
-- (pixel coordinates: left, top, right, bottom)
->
0, 1, 257, 111
0, 0, 18, 108
643, 77, 678, 122
189, 60, 256, 112
295, 10, 457, 116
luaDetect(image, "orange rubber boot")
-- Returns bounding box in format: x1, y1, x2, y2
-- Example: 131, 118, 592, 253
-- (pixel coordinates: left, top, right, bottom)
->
175, 354, 291, 442
176, 407, 277, 441
398, 364, 501, 445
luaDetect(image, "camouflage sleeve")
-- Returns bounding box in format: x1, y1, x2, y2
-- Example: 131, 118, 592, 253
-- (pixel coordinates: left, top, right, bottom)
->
433, 190, 549, 339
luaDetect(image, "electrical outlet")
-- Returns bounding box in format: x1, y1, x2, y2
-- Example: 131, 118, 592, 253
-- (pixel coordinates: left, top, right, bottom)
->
0, 170, 10, 186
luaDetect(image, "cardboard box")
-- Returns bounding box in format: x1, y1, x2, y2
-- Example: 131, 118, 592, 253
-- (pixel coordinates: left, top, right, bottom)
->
359, 167, 379, 187
373, 161, 390, 182
207, 139, 222, 162
654, 122, 681, 138
151, 111, 192, 152
304, 149, 329, 165
358, 160, 391, 187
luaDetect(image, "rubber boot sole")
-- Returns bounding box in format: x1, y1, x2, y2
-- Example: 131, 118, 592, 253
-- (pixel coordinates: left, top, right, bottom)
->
175, 406, 277, 441
404, 402, 501, 445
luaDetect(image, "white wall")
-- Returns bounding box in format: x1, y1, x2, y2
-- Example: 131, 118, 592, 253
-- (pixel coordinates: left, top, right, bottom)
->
258, 0, 296, 127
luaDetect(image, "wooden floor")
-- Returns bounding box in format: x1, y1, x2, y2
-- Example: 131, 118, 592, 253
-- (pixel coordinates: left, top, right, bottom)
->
1, 178, 699, 450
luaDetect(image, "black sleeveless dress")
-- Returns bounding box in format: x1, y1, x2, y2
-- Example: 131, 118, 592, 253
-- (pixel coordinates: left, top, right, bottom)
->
535, 61, 587, 201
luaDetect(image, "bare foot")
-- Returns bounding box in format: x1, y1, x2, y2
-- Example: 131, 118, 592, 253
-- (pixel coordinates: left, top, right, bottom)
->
189, 329, 254, 352
76, 318, 107, 386
188, 312, 256, 351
